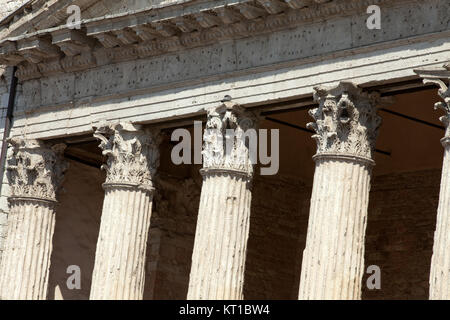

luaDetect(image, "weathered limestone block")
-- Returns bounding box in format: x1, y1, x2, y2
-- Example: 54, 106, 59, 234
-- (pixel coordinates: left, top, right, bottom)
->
299, 82, 383, 300
90, 122, 161, 300
0, 138, 67, 300
421, 71, 450, 300
188, 100, 258, 300
0, 0, 28, 20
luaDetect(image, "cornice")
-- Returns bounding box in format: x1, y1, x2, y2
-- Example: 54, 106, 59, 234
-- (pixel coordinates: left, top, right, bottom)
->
0, 0, 98, 40
0, 0, 417, 81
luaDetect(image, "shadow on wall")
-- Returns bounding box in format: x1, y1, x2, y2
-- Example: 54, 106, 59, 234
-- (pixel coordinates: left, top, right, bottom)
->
362, 169, 440, 300
142, 135, 203, 299
243, 170, 440, 300
48, 160, 105, 300
143, 170, 202, 299
244, 175, 310, 300
143, 170, 310, 300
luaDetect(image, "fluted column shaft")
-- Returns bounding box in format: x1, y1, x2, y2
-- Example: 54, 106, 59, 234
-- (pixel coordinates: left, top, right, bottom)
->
299, 82, 384, 300
90, 184, 153, 299
89, 122, 160, 300
430, 138, 450, 299
188, 100, 258, 300
0, 139, 67, 300
418, 72, 450, 300
299, 155, 372, 299
188, 170, 252, 300
0, 199, 56, 299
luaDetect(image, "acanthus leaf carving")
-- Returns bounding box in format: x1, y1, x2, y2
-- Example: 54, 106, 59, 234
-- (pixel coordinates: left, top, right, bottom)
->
308, 81, 384, 160
93, 122, 162, 189
6, 138, 68, 202
202, 100, 259, 175
423, 78, 450, 139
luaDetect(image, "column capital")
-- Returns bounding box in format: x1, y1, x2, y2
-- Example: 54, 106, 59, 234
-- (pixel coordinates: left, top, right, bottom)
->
308, 81, 385, 162
93, 121, 161, 190
420, 69, 450, 145
202, 99, 259, 177
6, 138, 67, 203
414, 64, 450, 145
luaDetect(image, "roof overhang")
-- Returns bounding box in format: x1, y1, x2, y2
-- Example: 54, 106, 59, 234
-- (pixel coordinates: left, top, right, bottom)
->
0, 0, 415, 81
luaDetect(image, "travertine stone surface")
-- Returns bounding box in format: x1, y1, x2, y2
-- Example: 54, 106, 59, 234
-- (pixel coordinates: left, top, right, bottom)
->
299, 157, 373, 300
188, 101, 258, 300
90, 122, 161, 300
6, 0, 449, 141
188, 171, 252, 300
0, 138, 67, 300
421, 73, 450, 300
299, 82, 382, 300
0, 0, 27, 21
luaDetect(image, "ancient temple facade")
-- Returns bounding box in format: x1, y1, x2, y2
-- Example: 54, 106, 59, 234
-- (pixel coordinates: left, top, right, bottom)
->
0, 0, 449, 300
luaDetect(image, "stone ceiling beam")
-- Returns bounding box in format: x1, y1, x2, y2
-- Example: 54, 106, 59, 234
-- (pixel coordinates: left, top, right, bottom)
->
113, 29, 140, 45
90, 33, 120, 48
257, 0, 289, 14
193, 12, 222, 28
132, 25, 160, 42
0, 41, 24, 65
283, 0, 312, 9
52, 29, 96, 56
214, 7, 243, 24
237, 3, 268, 20
152, 22, 178, 37
17, 37, 61, 63
173, 17, 200, 33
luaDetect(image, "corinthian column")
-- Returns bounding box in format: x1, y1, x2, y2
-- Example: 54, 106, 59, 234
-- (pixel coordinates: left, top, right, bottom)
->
299, 82, 384, 300
188, 100, 258, 300
90, 122, 161, 300
0, 138, 67, 300
417, 67, 450, 300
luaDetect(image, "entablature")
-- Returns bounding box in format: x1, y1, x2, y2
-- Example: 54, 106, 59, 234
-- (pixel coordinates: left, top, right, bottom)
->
0, 0, 427, 81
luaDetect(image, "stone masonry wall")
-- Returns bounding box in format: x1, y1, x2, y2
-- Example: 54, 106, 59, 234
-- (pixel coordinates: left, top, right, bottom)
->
144, 171, 202, 299
244, 175, 309, 299
363, 169, 441, 300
